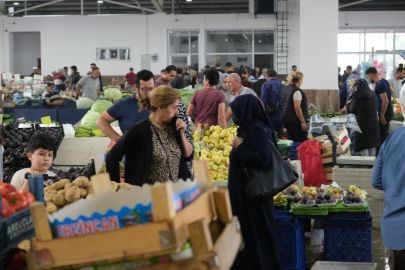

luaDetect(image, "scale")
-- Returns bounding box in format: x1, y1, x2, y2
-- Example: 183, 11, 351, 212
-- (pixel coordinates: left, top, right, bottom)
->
321, 123, 375, 168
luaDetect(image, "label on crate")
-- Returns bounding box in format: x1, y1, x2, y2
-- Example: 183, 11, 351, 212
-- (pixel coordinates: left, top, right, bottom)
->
41, 116, 52, 125
5, 209, 35, 246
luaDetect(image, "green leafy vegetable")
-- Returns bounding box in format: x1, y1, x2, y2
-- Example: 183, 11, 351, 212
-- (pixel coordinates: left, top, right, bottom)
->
91, 100, 113, 114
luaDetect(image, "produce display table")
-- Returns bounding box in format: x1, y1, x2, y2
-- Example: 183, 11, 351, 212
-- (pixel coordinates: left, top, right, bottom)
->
54, 137, 111, 173
3, 108, 89, 125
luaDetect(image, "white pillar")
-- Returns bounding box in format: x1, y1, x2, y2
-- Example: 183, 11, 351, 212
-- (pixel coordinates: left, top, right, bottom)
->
299, 0, 338, 90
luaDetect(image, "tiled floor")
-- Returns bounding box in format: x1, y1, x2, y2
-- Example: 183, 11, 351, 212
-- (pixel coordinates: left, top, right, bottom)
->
373, 229, 389, 270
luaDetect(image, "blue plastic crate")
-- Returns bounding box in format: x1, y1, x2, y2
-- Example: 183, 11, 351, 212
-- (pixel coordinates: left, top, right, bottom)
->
274, 216, 307, 270
29, 98, 45, 107
324, 218, 373, 262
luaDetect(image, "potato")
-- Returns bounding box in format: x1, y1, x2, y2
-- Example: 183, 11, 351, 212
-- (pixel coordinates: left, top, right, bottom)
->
79, 188, 87, 198
110, 181, 118, 191
85, 183, 94, 194
65, 186, 80, 202
87, 193, 95, 198
44, 186, 52, 193
60, 179, 70, 185
117, 182, 133, 191
58, 190, 67, 196
44, 190, 57, 202
46, 202, 58, 214
53, 193, 67, 207
51, 181, 66, 191
64, 183, 74, 190
72, 176, 89, 188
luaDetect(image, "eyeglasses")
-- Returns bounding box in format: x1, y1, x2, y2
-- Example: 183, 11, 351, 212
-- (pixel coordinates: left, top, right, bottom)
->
139, 87, 154, 92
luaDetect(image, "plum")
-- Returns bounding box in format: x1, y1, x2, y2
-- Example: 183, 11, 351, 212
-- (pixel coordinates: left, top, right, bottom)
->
324, 194, 331, 201
344, 200, 353, 204
316, 194, 324, 200
353, 196, 361, 203
322, 199, 329, 204
345, 195, 353, 202
329, 198, 337, 203
315, 199, 322, 205
306, 200, 315, 205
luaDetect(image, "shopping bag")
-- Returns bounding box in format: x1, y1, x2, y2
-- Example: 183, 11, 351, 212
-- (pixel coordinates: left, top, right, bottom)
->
299, 140, 327, 187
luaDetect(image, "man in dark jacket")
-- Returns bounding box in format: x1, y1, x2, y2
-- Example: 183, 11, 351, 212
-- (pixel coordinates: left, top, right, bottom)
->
260, 69, 285, 139
171, 67, 185, 89
253, 68, 268, 97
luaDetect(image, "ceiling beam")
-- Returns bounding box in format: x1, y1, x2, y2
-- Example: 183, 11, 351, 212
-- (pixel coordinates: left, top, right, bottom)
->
31, 1, 46, 15
339, 0, 372, 9
8, 0, 65, 15
150, 0, 163, 12
102, 0, 157, 13
175, 0, 185, 14
103, 2, 115, 14
133, 0, 146, 15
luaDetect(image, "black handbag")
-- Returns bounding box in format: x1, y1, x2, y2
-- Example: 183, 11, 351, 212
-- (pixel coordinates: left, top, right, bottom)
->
242, 136, 299, 202
265, 93, 280, 115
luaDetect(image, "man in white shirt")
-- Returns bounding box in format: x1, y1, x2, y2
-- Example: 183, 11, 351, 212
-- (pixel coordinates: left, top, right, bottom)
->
388, 67, 405, 98
399, 83, 405, 126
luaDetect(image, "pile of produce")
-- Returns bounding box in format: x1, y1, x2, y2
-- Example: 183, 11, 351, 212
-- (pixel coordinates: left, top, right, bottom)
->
193, 126, 237, 182
75, 99, 114, 137
343, 185, 366, 205
174, 89, 197, 108
2, 113, 14, 125
3, 127, 32, 148
50, 165, 93, 181
273, 193, 287, 206
1, 182, 35, 218
34, 127, 62, 140
76, 97, 95, 109
282, 185, 344, 205
91, 100, 113, 114
308, 111, 342, 118
104, 87, 122, 103
44, 176, 133, 214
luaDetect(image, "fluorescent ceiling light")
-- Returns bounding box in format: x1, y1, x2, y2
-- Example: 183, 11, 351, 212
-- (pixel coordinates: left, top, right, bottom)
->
97, 0, 103, 3
186, 0, 192, 2
13, 2, 19, 5
242, 34, 248, 40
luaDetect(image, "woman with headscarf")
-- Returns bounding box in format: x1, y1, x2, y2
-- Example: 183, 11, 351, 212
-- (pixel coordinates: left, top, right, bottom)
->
347, 79, 380, 156
228, 95, 283, 270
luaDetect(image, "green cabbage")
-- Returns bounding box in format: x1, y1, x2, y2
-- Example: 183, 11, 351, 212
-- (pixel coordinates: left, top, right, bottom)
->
91, 100, 113, 114
76, 98, 95, 109
81, 111, 101, 130
104, 88, 122, 103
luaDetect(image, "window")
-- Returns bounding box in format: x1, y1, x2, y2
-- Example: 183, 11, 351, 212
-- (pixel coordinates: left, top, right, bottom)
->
97, 48, 131, 61
338, 29, 405, 80
168, 30, 199, 71
205, 29, 275, 72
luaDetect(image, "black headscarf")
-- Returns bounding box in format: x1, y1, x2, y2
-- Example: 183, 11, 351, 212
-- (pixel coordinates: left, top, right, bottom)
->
229, 95, 276, 143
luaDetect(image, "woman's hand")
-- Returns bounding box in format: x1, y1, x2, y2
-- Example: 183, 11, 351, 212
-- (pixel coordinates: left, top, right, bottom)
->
301, 122, 308, 131
176, 118, 186, 134
232, 136, 244, 148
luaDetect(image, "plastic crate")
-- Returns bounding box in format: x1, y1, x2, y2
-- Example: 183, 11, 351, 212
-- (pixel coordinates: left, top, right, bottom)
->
324, 217, 372, 263
311, 261, 377, 270
50, 159, 96, 181
29, 98, 45, 107
332, 166, 384, 200
274, 215, 307, 270
367, 198, 385, 229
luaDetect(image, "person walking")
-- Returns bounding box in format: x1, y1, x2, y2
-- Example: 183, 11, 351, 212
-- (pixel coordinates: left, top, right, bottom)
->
281, 71, 308, 142
346, 79, 380, 156
228, 95, 283, 270
366, 67, 394, 146
76, 68, 101, 100
260, 69, 284, 139
371, 126, 405, 270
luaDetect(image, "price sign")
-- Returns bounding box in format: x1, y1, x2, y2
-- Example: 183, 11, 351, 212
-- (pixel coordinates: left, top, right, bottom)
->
194, 141, 206, 153
41, 116, 52, 125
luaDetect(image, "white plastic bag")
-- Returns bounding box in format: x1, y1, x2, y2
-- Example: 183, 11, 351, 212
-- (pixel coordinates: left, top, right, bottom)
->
62, 124, 76, 138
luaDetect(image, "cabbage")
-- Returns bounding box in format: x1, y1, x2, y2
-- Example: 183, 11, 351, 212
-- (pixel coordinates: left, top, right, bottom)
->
91, 100, 113, 114
76, 98, 95, 109
81, 111, 101, 130
104, 88, 122, 103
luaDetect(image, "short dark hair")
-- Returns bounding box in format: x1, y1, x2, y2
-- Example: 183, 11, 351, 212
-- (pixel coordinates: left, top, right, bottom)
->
161, 69, 165, 73
63, 66, 68, 70
399, 64, 404, 68
204, 70, 220, 86
396, 67, 404, 73
248, 69, 254, 75
90, 63, 96, 66
176, 67, 183, 75
70, 65, 77, 72
165, 65, 176, 73
292, 65, 297, 69
130, 67, 134, 71
346, 65, 353, 70
225, 62, 233, 67
365, 67, 377, 75
135, 69, 155, 88
205, 65, 210, 69
216, 62, 221, 67
28, 133, 56, 155
47, 82, 54, 87
266, 69, 278, 77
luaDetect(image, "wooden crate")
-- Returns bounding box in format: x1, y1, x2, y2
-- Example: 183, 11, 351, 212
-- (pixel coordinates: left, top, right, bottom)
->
26, 161, 243, 270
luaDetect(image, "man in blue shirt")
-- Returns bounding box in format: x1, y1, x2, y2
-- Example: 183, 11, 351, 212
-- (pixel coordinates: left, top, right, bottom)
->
96, 70, 153, 142
366, 67, 394, 145
260, 69, 285, 139
371, 126, 405, 269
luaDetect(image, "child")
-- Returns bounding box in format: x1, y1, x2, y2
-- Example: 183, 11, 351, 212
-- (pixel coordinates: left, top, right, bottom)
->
11, 133, 56, 191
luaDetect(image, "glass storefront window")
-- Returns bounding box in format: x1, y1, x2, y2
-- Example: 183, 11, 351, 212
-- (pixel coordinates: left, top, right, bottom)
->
206, 30, 252, 54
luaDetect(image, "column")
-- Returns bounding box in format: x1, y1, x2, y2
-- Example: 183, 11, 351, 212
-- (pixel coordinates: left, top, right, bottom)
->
299, 0, 339, 111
